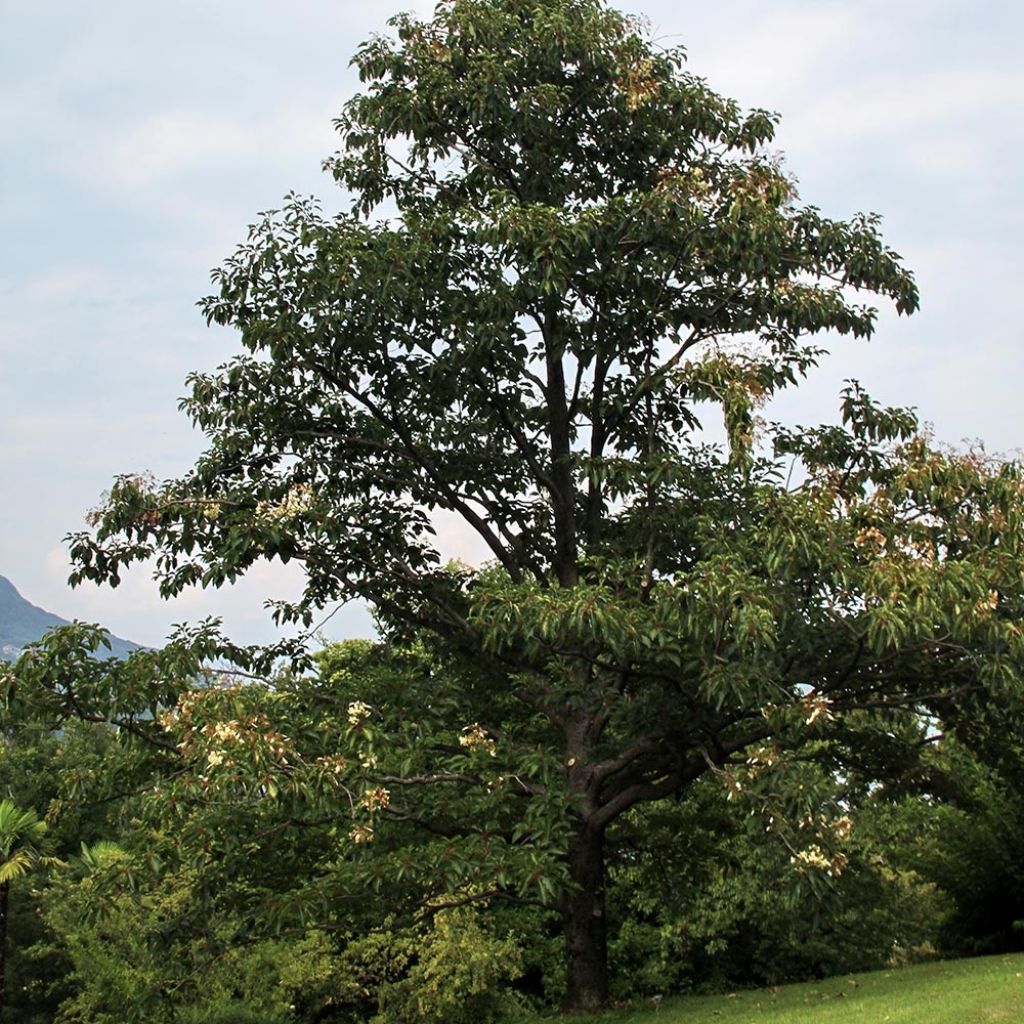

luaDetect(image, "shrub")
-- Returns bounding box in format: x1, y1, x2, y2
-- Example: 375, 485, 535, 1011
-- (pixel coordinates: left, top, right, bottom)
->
372, 905, 524, 1024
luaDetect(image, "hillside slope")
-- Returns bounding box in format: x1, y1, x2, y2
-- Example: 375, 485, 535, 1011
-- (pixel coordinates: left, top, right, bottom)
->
533, 953, 1024, 1024
0, 574, 139, 661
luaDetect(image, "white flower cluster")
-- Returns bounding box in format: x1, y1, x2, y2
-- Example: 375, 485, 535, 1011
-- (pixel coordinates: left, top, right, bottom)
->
723, 774, 743, 801
349, 824, 374, 844
459, 722, 496, 756
256, 483, 315, 521
832, 815, 853, 842
361, 786, 390, 812
791, 845, 832, 871
791, 841, 849, 878
801, 691, 833, 725
209, 720, 242, 743
745, 746, 782, 780
854, 526, 886, 554
315, 754, 348, 776
975, 589, 999, 617
347, 700, 372, 726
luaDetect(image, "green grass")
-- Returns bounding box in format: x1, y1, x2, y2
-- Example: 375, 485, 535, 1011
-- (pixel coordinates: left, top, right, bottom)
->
535, 954, 1024, 1024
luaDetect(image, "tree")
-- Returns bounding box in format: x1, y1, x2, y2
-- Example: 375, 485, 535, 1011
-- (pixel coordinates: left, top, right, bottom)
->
605, 757, 952, 996
61, 0, 1024, 1010
0, 801, 56, 1021
42, 840, 305, 1024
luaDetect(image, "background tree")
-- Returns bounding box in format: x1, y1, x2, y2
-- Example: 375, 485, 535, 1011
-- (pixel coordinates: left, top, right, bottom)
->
883, 736, 1024, 958
11, 637, 560, 1022
59, 0, 1024, 1011
0, 800, 58, 1021
0, 727, 78, 1023
605, 758, 952, 997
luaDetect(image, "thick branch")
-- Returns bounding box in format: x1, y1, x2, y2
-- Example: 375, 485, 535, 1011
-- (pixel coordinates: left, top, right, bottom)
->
539, 308, 579, 586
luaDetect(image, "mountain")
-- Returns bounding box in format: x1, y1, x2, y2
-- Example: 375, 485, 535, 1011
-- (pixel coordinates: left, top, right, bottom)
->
0, 574, 140, 662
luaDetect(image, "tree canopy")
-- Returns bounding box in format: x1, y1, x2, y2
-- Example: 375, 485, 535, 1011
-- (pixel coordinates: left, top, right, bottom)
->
46, 0, 1024, 1011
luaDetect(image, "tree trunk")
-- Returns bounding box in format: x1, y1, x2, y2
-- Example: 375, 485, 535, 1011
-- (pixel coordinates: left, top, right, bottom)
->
0, 880, 8, 1023
562, 824, 609, 1012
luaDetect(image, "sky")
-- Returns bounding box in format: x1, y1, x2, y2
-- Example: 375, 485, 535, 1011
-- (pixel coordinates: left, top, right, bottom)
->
2, 0, 1022, 650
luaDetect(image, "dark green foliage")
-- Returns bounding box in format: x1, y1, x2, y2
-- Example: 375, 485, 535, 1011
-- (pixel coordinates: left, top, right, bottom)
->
176, 1009, 290, 1024
606, 781, 951, 998
44, 851, 341, 1024
2, 879, 73, 1024
890, 742, 1024, 957
7, 634, 1024, 1019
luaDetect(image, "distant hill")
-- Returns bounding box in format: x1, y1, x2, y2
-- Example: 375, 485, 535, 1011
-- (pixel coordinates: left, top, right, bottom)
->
0, 574, 140, 662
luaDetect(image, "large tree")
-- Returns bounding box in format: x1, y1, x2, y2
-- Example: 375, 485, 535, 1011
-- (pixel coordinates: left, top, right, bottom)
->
62, 0, 1024, 1010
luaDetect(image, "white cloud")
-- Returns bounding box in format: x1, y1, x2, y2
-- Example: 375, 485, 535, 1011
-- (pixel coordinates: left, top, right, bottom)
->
92, 111, 260, 188
786, 69, 1023, 150
675, 3, 869, 105
431, 509, 498, 568
23, 266, 112, 303
40, 546, 375, 649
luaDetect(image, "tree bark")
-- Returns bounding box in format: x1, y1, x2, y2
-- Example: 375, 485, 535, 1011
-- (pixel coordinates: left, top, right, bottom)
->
562, 823, 609, 1012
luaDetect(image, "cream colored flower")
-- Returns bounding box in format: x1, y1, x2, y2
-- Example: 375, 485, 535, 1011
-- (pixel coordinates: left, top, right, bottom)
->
801, 691, 833, 725
832, 816, 853, 842
349, 824, 374, 844
361, 786, 390, 812
347, 700, 372, 726
854, 526, 886, 554
459, 722, 496, 756
316, 754, 348, 776
975, 590, 999, 617
792, 845, 831, 870
257, 483, 315, 522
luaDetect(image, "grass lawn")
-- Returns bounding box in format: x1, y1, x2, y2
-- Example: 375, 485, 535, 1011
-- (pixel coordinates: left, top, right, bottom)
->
533, 954, 1024, 1024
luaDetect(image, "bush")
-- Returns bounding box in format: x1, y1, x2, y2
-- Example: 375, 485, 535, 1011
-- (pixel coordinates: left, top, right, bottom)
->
371, 905, 524, 1024
176, 1005, 290, 1024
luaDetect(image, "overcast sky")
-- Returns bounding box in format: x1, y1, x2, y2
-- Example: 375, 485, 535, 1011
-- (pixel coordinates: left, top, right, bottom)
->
2, 0, 1022, 649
